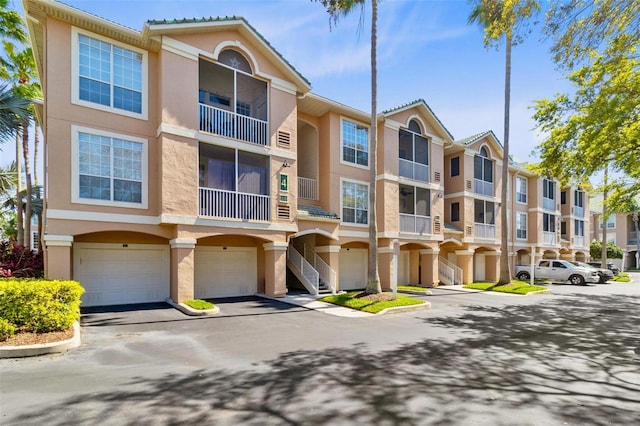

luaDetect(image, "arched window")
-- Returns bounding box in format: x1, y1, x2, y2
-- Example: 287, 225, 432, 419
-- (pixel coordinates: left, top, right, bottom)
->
474, 146, 493, 195
398, 119, 430, 182
218, 49, 252, 73
408, 119, 421, 134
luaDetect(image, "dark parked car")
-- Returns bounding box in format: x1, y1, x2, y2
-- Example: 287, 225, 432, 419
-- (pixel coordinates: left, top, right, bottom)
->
573, 261, 613, 283
588, 261, 620, 276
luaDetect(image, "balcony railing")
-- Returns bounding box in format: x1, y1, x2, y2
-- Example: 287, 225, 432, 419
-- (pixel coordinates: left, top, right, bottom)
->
399, 158, 429, 182
573, 236, 585, 247
199, 103, 268, 146
199, 187, 270, 221
574, 205, 584, 217
298, 177, 318, 200
543, 231, 556, 245
399, 213, 431, 234
543, 197, 555, 211
474, 179, 493, 196
474, 223, 496, 239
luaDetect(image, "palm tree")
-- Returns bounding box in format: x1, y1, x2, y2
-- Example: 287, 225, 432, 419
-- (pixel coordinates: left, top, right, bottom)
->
0, 161, 16, 195
0, 84, 29, 141
468, 0, 539, 285
317, 0, 381, 294
0, 0, 26, 43
2, 41, 41, 249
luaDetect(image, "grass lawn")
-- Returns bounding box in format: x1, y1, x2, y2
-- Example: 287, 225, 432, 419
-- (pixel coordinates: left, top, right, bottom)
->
398, 285, 432, 292
463, 280, 547, 294
184, 299, 215, 310
319, 291, 426, 314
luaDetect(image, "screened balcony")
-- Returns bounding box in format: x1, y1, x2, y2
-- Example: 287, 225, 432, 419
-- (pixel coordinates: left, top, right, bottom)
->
199, 143, 270, 222
398, 126, 429, 182
199, 55, 268, 146
400, 213, 432, 234
544, 231, 556, 245
474, 223, 496, 239
543, 197, 555, 211
399, 184, 431, 234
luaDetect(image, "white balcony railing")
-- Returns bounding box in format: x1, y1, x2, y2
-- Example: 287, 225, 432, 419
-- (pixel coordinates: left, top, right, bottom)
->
399, 159, 430, 182
543, 197, 555, 211
439, 258, 463, 286
474, 223, 496, 239
298, 177, 318, 200
199, 187, 270, 221
573, 236, 585, 247
574, 205, 584, 217
543, 231, 556, 245
474, 179, 493, 196
400, 213, 431, 234
199, 103, 268, 146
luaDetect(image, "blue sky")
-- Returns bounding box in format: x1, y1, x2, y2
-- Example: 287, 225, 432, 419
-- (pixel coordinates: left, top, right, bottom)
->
5, 0, 572, 166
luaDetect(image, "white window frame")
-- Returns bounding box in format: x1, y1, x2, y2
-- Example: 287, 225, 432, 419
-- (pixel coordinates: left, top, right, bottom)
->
599, 215, 616, 229
340, 178, 369, 227
71, 125, 148, 209
515, 176, 527, 205
71, 27, 148, 120
516, 212, 527, 240
340, 117, 370, 170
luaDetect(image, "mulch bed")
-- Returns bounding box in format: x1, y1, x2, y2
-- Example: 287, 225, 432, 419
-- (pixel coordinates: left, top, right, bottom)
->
0, 328, 74, 347
353, 292, 394, 302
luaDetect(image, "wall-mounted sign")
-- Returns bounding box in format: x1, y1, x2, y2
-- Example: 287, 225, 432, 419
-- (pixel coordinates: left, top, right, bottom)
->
280, 174, 288, 191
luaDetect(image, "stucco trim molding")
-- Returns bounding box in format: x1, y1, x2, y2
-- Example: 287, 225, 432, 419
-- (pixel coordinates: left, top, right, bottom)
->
455, 249, 475, 256
263, 241, 289, 251
170, 238, 196, 249
43, 235, 74, 247
47, 209, 160, 225
419, 248, 440, 255
161, 36, 199, 61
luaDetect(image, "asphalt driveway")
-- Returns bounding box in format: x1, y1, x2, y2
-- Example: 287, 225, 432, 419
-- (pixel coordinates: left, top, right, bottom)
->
2, 282, 639, 425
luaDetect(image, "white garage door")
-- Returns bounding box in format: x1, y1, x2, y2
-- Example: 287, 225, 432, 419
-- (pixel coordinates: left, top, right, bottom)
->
195, 247, 257, 298
398, 251, 410, 285
74, 243, 170, 307
339, 248, 367, 290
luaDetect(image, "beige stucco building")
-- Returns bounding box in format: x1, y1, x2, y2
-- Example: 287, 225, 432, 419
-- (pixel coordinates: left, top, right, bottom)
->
23, 0, 594, 307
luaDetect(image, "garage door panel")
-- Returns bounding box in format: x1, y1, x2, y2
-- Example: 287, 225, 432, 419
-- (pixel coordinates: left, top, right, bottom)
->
195, 247, 257, 299
339, 249, 367, 291
75, 244, 170, 307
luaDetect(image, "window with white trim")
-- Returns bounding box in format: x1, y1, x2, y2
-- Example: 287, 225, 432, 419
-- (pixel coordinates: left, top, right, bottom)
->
474, 199, 495, 224
72, 126, 147, 208
73, 29, 147, 118
341, 119, 368, 167
543, 213, 556, 232
599, 215, 616, 229
342, 180, 368, 224
516, 212, 527, 239
543, 178, 555, 199
515, 176, 527, 204
575, 219, 585, 236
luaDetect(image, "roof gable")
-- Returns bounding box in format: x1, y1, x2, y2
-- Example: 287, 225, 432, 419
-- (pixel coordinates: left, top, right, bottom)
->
382, 99, 455, 143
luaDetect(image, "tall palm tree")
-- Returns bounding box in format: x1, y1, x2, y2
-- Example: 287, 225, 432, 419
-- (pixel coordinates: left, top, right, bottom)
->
2, 41, 41, 249
317, 0, 381, 294
0, 0, 26, 43
0, 161, 16, 195
468, 0, 539, 286
0, 84, 28, 141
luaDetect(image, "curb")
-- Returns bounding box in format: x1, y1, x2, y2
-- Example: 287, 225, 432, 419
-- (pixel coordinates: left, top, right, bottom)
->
0, 321, 81, 359
398, 289, 433, 296
376, 301, 432, 315
165, 298, 220, 316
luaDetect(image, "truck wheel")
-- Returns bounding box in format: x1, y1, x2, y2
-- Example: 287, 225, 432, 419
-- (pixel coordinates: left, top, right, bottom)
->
517, 272, 530, 281
569, 274, 585, 286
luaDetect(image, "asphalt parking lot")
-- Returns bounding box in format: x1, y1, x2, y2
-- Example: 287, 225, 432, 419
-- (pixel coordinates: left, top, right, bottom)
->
1, 276, 638, 425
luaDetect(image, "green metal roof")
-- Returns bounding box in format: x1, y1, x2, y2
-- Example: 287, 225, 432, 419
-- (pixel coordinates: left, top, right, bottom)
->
297, 204, 340, 220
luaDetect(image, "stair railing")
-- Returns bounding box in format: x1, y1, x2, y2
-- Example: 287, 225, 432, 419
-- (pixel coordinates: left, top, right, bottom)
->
304, 244, 337, 294
288, 245, 319, 294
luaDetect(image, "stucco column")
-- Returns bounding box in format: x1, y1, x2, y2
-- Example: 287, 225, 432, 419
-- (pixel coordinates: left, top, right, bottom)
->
43, 235, 73, 280
420, 248, 440, 287
485, 251, 500, 282
455, 249, 475, 284
263, 242, 288, 297
170, 238, 196, 303
315, 245, 340, 291
560, 252, 575, 261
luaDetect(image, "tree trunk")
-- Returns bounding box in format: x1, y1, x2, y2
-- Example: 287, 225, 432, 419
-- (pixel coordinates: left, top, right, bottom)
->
15, 131, 23, 246
365, 0, 381, 294
22, 120, 32, 250
34, 124, 43, 255
601, 164, 608, 269
497, 34, 512, 285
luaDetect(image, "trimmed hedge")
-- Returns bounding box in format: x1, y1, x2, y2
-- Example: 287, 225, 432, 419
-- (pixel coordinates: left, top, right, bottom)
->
0, 318, 16, 341
0, 279, 84, 333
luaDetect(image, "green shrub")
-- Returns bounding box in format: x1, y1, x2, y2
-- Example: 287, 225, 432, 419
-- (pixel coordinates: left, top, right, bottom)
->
0, 318, 16, 341
0, 279, 84, 333
184, 299, 215, 310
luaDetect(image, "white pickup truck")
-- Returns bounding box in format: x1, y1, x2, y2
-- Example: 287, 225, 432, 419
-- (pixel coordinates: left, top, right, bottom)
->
514, 259, 600, 285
